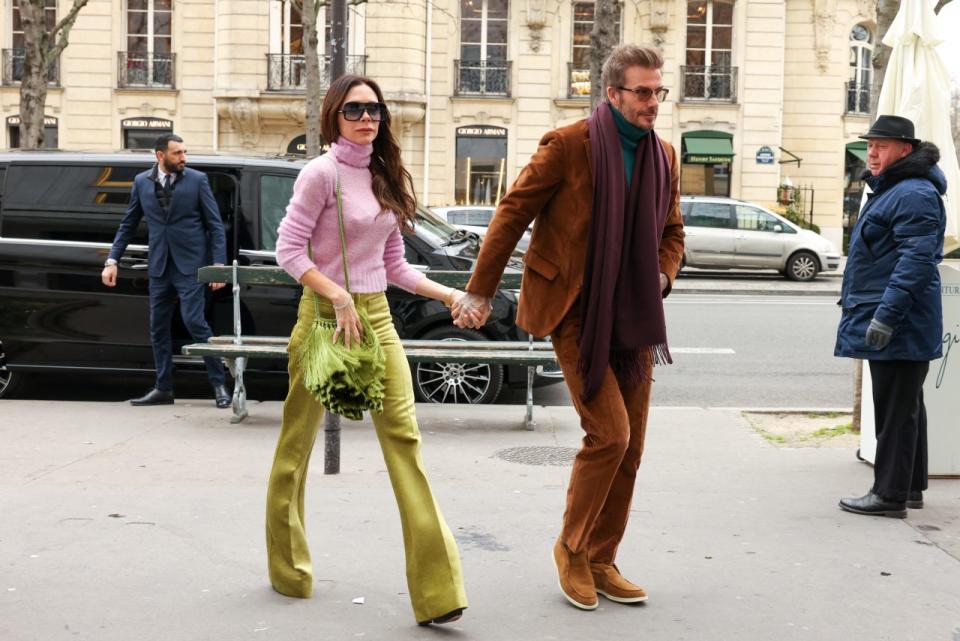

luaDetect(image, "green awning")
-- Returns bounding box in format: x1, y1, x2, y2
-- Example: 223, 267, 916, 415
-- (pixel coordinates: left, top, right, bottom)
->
683, 136, 735, 164
846, 141, 868, 163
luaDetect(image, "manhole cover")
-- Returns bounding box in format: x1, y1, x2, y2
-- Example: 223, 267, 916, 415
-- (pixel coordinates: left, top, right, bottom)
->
492, 446, 578, 466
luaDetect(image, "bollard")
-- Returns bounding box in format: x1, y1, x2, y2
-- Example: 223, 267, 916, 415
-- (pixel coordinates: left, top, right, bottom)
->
324, 412, 341, 474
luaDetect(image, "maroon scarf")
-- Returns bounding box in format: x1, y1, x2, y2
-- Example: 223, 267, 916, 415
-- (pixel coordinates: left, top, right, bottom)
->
578, 102, 672, 403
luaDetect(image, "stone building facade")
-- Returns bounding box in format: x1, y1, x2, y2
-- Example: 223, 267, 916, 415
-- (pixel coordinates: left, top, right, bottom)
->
0, 0, 881, 247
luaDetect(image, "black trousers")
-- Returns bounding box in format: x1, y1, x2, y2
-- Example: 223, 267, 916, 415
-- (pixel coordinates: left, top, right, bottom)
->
869, 360, 929, 502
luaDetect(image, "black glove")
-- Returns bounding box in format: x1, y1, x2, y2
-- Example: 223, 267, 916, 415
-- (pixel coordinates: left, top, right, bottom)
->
865, 318, 893, 349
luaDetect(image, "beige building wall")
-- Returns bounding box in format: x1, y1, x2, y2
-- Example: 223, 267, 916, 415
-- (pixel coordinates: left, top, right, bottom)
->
0, 0, 871, 248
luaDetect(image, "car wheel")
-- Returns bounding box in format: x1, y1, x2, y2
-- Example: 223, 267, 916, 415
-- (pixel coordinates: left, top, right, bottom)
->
0, 346, 23, 399
411, 327, 504, 405
785, 251, 819, 282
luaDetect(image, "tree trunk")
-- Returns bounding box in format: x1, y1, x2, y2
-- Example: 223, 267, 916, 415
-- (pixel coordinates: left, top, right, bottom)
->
588, 0, 620, 110
301, 0, 323, 157
18, 0, 50, 149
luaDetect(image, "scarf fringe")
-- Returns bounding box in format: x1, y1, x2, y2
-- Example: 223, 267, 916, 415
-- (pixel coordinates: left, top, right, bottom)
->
577, 343, 672, 391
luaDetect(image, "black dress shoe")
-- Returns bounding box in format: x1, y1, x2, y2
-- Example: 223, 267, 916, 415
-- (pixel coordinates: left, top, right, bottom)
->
130, 387, 174, 406
839, 492, 907, 518
417, 608, 465, 626
907, 491, 923, 509
213, 384, 231, 409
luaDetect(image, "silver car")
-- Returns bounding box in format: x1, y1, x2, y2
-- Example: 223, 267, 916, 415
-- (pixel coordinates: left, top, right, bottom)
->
429, 205, 532, 252
679, 196, 841, 281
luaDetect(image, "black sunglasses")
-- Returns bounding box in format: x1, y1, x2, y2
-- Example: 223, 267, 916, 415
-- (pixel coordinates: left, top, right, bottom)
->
339, 102, 387, 122
617, 86, 669, 102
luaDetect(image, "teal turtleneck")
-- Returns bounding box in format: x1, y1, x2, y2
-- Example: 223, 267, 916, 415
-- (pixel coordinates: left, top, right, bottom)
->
611, 104, 651, 188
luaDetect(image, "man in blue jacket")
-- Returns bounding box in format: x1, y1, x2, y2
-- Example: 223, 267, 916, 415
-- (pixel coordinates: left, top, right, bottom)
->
101, 134, 230, 408
836, 115, 947, 518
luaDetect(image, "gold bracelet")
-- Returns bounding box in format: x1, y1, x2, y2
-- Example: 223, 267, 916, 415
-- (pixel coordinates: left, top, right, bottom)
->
443, 288, 456, 308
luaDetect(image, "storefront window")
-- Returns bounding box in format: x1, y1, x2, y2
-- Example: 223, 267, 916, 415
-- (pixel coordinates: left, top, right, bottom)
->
6, 115, 58, 149
455, 125, 507, 205
121, 117, 173, 150
680, 131, 734, 196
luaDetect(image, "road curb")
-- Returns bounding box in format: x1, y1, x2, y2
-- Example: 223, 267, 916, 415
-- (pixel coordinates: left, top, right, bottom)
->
673, 287, 840, 297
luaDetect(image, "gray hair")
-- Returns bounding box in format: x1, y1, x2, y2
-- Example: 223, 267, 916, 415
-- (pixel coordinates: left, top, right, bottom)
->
600, 44, 664, 93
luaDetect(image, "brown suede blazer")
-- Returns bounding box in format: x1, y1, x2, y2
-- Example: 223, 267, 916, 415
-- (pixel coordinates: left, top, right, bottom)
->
465, 118, 686, 338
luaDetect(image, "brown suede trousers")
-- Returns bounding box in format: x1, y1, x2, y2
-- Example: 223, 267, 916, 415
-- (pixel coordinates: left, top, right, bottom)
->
550, 300, 652, 565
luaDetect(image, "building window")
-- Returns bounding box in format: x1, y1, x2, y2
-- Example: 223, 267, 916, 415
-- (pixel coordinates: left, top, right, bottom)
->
456, 0, 510, 96
455, 125, 508, 205
121, 117, 173, 150
846, 24, 872, 114
682, 0, 736, 102
3, 0, 58, 85
568, 1, 621, 98
6, 115, 58, 148
266, 2, 365, 91
680, 131, 734, 197
120, 0, 174, 87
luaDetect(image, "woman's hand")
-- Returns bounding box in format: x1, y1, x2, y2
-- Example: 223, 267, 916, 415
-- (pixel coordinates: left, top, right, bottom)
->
331, 291, 363, 348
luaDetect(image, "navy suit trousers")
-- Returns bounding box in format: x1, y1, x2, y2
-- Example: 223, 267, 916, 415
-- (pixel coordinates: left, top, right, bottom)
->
149, 263, 225, 391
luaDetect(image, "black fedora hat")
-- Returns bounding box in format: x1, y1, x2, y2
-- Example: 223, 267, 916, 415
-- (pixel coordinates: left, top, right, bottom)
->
859, 115, 920, 145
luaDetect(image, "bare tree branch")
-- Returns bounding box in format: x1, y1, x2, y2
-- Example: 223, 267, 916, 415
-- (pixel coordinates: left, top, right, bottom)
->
934, 0, 953, 15
48, 0, 90, 63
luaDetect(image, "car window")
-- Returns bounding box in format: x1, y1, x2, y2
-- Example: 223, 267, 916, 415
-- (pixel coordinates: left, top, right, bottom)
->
259, 174, 295, 251
1, 163, 150, 243
680, 201, 692, 219
686, 203, 732, 229
447, 209, 493, 227
735, 205, 781, 232
412, 206, 458, 247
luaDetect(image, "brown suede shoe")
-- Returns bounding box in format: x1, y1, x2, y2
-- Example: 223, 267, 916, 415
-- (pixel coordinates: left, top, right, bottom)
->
553, 539, 598, 610
590, 563, 648, 604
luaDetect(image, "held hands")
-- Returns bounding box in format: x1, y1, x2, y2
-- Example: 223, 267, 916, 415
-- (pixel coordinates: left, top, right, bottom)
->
452, 292, 494, 329
331, 290, 363, 348
865, 318, 893, 350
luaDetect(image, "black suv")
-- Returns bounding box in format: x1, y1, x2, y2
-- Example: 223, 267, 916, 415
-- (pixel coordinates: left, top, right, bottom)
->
0, 151, 561, 403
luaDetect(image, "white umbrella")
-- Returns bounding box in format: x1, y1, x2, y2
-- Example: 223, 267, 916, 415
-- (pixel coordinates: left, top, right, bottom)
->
875, 0, 960, 249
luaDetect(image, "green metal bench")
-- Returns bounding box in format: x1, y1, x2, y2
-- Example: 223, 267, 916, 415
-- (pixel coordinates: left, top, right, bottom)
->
183, 262, 559, 471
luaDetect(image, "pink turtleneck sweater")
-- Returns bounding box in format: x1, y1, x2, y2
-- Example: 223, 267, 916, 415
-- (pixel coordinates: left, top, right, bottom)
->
275, 138, 425, 294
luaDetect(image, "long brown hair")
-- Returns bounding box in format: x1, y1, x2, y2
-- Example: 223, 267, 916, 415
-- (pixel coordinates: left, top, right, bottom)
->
321, 75, 417, 230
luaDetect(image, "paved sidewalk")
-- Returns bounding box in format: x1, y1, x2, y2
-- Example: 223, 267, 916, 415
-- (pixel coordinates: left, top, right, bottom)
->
2, 401, 959, 641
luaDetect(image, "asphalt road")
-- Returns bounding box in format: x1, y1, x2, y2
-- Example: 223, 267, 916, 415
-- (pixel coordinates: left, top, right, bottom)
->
500, 293, 853, 409
9, 293, 853, 411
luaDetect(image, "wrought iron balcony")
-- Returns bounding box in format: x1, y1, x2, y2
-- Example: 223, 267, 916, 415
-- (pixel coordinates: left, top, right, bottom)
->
568, 63, 591, 99
118, 52, 176, 88
266, 54, 367, 91
454, 59, 511, 97
845, 81, 871, 115
680, 65, 737, 102
1, 49, 59, 86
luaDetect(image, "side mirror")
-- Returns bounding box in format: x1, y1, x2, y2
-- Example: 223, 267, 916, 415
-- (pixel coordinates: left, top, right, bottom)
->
773, 224, 783, 233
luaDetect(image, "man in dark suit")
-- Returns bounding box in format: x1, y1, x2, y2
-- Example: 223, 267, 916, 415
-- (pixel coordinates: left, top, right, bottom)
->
101, 134, 230, 408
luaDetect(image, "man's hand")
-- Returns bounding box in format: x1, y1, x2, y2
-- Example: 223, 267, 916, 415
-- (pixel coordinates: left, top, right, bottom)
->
209, 263, 225, 291
660, 273, 668, 294
101, 264, 118, 287
452, 293, 493, 329
865, 318, 893, 349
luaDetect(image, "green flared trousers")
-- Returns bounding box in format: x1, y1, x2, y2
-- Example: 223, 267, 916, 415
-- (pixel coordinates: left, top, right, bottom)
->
265, 291, 467, 623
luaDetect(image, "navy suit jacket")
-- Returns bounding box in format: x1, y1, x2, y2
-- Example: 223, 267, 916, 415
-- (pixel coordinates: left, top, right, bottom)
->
109, 165, 227, 278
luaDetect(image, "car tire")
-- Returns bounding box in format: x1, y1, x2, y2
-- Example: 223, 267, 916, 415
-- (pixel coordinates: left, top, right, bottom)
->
411, 327, 504, 405
0, 346, 24, 399
785, 251, 819, 282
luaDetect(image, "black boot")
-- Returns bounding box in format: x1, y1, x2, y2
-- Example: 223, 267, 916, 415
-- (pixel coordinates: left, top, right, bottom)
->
907, 490, 923, 509
213, 384, 231, 409
130, 387, 175, 406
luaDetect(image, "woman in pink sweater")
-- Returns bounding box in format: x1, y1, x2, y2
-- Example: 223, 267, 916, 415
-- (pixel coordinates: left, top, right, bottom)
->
266, 75, 468, 626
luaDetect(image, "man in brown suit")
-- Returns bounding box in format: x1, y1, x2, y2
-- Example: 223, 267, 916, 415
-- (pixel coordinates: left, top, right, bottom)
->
453, 45, 684, 610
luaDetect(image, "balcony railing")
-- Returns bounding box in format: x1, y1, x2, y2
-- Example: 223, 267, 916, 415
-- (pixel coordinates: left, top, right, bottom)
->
845, 82, 871, 115
568, 64, 591, 99
680, 65, 737, 102
266, 54, 367, 91
1, 49, 59, 86
118, 52, 176, 88
454, 59, 511, 97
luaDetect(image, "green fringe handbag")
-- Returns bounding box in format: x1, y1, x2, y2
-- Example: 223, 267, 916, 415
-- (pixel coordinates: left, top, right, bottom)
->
294, 156, 386, 421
